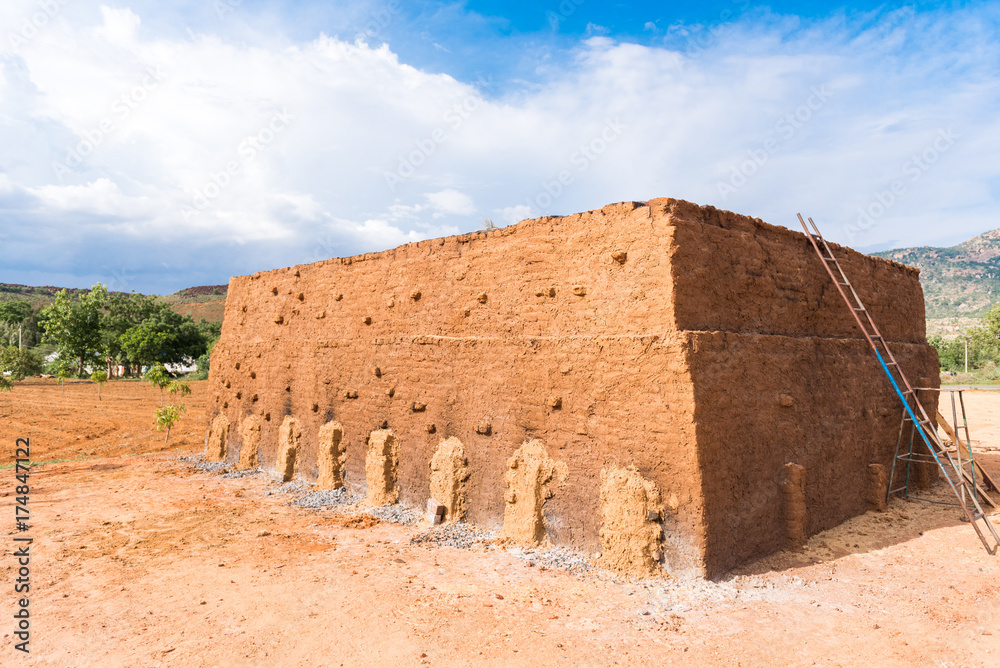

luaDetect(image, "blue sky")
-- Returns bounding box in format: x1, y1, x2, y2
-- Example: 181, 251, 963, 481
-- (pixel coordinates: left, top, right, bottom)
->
1, 0, 997, 293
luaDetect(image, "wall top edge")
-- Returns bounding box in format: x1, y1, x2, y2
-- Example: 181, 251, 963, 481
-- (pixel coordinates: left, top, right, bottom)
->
233, 197, 919, 283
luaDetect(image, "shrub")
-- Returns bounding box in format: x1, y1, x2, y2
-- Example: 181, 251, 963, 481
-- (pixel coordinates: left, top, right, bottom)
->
154, 404, 186, 443
144, 363, 172, 405
90, 370, 108, 400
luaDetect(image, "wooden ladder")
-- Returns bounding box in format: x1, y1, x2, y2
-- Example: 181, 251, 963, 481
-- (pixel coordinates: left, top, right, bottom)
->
798, 213, 999, 555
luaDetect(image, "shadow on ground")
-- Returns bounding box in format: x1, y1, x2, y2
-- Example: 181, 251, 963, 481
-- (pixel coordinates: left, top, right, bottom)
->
725, 478, 997, 579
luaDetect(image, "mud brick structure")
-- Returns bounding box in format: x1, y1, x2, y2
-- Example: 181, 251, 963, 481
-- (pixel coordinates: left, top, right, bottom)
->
206, 198, 938, 577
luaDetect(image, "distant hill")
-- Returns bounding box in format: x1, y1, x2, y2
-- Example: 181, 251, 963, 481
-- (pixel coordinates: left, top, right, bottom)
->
0, 283, 228, 324
873, 229, 1000, 322
162, 285, 228, 323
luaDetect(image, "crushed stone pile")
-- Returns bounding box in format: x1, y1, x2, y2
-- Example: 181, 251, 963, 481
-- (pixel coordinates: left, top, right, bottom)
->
294, 488, 362, 508
411, 522, 496, 549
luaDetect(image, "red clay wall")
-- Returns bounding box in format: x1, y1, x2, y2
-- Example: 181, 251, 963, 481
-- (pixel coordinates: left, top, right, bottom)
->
687, 335, 937, 574
207, 198, 938, 577
664, 199, 927, 343
209, 201, 709, 574
657, 201, 938, 575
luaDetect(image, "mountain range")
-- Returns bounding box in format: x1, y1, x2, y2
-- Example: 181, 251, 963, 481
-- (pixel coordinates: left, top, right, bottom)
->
873, 228, 1000, 337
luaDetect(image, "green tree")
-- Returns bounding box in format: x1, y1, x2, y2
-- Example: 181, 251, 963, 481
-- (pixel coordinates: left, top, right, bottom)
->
0, 346, 44, 381
929, 335, 961, 372
38, 286, 109, 375
194, 337, 218, 380
196, 320, 222, 378
0, 300, 32, 349
90, 370, 108, 400
970, 304, 1000, 359
36, 285, 214, 379
196, 319, 222, 341
154, 404, 186, 443
144, 363, 172, 405
0, 375, 12, 392
120, 322, 170, 372
101, 291, 160, 377
119, 304, 210, 371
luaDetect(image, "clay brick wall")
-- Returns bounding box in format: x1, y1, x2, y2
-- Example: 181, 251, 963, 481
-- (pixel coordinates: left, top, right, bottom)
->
207, 198, 938, 577
665, 199, 926, 342
658, 200, 938, 573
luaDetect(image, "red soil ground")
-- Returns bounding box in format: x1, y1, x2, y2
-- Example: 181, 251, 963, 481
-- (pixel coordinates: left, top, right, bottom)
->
0, 380, 998, 666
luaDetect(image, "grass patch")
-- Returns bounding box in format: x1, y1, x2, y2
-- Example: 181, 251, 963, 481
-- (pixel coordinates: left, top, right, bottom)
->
940, 368, 1000, 385
0, 457, 76, 469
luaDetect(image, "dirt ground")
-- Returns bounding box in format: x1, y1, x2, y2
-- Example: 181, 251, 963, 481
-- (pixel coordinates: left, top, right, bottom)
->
2, 380, 999, 667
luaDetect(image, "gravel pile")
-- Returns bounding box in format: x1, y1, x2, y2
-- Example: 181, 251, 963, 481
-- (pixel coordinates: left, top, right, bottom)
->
265, 481, 310, 496
411, 522, 496, 549
410, 524, 592, 573
361, 504, 422, 526
177, 456, 230, 474
191, 461, 230, 473
511, 545, 593, 574
222, 467, 264, 479
294, 488, 361, 508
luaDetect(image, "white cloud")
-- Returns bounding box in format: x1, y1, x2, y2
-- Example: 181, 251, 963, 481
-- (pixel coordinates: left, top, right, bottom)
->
94, 6, 141, 45
425, 189, 476, 216
499, 204, 533, 225
0, 2, 999, 292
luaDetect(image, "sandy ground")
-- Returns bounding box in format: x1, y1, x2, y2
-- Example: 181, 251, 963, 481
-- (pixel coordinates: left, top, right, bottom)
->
2, 380, 1000, 667
940, 389, 1000, 452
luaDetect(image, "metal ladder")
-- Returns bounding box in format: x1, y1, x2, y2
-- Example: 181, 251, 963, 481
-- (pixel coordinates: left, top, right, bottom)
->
797, 213, 999, 555
887, 393, 993, 510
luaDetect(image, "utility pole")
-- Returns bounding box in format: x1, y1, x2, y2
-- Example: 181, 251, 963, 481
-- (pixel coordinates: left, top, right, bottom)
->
965, 336, 969, 374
